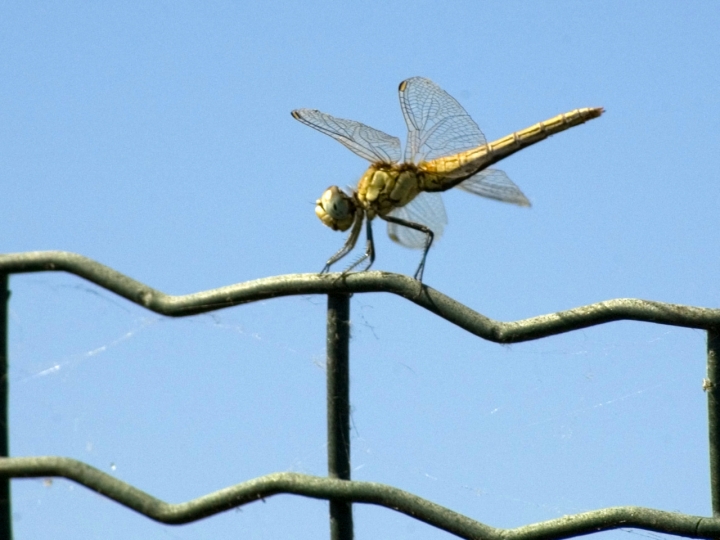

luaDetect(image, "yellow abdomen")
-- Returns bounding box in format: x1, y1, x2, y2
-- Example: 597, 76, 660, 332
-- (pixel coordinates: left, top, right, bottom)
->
420, 107, 603, 191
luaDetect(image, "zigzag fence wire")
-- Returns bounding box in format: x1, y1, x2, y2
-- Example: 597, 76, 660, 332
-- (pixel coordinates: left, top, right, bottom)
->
1, 251, 720, 540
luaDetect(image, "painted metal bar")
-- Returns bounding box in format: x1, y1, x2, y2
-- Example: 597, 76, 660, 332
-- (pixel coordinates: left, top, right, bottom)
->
6, 458, 720, 540
4, 252, 720, 339
708, 328, 720, 516
327, 293, 352, 540
0, 274, 11, 539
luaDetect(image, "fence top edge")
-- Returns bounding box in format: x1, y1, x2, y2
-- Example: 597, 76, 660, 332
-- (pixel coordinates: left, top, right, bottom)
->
1, 250, 719, 343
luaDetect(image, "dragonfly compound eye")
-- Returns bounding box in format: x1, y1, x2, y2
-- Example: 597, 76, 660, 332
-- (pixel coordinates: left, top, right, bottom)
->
315, 186, 355, 231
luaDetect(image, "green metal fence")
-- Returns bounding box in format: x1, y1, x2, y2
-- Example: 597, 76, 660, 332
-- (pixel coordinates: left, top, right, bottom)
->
1, 250, 720, 540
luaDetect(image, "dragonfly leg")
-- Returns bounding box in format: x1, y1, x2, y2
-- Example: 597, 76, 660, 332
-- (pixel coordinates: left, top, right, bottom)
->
380, 215, 434, 281
341, 218, 375, 274
321, 211, 364, 274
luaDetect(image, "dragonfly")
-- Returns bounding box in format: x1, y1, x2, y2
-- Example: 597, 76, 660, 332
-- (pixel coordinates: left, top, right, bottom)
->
292, 76, 603, 281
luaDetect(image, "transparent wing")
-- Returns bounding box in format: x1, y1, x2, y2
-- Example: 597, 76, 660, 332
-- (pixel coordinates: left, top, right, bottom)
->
398, 77, 486, 164
291, 109, 402, 164
456, 169, 531, 207
386, 192, 448, 249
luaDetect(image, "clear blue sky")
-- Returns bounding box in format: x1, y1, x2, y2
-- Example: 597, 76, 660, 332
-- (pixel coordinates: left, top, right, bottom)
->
2, 2, 719, 539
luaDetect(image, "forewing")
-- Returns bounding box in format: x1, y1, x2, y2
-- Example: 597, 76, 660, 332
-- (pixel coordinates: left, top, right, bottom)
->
456, 169, 531, 207
398, 77, 486, 164
292, 109, 401, 163
386, 192, 448, 249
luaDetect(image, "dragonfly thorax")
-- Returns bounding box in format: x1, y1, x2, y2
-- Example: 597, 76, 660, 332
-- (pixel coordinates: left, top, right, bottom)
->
315, 186, 357, 231
356, 164, 422, 219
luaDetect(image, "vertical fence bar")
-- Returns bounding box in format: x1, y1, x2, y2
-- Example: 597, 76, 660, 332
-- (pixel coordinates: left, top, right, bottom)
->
326, 293, 352, 540
0, 274, 11, 539
708, 328, 720, 517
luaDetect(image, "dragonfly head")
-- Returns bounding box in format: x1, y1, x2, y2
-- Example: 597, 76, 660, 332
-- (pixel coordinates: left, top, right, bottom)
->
315, 186, 356, 231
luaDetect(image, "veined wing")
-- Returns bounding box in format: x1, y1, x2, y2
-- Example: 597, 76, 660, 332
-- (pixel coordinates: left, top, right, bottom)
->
456, 169, 531, 207
399, 77, 486, 164
386, 192, 448, 249
291, 109, 402, 164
